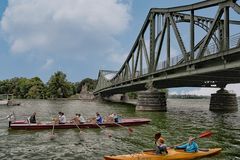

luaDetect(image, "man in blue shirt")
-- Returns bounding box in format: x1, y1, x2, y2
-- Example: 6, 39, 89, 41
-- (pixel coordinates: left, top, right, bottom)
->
175, 136, 199, 152
96, 112, 103, 124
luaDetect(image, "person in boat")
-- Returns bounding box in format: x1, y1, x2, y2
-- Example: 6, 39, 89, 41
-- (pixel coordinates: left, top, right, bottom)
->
71, 114, 80, 124
79, 114, 86, 124
175, 136, 199, 153
105, 113, 117, 122
105, 113, 114, 122
59, 112, 67, 124
58, 112, 62, 118
28, 112, 36, 123
7, 113, 16, 127
113, 113, 120, 123
96, 112, 103, 124
51, 112, 61, 124
155, 132, 168, 154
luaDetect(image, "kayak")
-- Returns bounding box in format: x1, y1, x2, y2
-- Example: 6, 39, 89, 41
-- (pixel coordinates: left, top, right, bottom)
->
9, 118, 151, 130
104, 148, 222, 160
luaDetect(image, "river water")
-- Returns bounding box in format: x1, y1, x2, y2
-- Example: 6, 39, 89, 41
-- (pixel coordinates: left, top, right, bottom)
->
0, 99, 239, 160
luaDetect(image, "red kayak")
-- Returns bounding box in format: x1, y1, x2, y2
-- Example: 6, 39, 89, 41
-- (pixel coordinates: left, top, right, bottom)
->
9, 118, 151, 130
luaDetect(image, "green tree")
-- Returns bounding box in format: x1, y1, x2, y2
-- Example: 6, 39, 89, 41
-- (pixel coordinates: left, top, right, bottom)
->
47, 71, 73, 98
76, 78, 97, 93
16, 78, 32, 98
27, 77, 46, 99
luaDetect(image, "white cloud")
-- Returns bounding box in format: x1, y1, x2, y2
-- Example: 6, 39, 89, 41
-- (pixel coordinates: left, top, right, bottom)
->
1, 0, 131, 56
226, 84, 240, 96
169, 84, 240, 96
108, 52, 128, 64
175, 88, 218, 96
41, 58, 54, 70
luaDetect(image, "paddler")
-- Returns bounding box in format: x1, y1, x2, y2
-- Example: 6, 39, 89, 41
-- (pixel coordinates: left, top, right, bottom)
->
29, 112, 37, 123
175, 136, 199, 152
59, 112, 67, 124
96, 112, 103, 124
155, 132, 168, 154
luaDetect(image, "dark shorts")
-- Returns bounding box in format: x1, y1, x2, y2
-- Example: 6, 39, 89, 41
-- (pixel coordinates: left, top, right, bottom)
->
156, 146, 168, 154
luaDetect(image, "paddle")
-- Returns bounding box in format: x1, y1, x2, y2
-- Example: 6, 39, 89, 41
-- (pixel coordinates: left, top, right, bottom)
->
114, 122, 133, 135
49, 122, 56, 140
1, 113, 12, 120
173, 130, 213, 148
197, 130, 212, 139
73, 120, 84, 135
96, 123, 112, 138
143, 130, 213, 152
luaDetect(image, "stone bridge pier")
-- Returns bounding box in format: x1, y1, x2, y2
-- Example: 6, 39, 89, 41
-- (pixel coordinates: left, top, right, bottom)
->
136, 89, 167, 111
210, 88, 238, 112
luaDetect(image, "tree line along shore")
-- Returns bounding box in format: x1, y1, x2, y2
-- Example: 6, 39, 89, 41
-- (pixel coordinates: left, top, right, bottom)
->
0, 71, 97, 99
2, 71, 232, 100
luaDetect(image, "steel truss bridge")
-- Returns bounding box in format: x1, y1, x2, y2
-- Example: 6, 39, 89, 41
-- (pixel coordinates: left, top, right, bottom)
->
94, 0, 240, 97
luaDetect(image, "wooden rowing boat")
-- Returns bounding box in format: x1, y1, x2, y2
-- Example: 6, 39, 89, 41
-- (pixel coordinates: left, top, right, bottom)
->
9, 118, 151, 130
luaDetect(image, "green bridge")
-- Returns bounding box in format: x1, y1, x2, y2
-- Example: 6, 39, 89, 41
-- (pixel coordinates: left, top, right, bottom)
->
94, 0, 240, 112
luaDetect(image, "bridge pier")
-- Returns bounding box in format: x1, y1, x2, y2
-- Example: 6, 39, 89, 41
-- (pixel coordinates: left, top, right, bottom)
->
210, 88, 238, 112
136, 89, 167, 111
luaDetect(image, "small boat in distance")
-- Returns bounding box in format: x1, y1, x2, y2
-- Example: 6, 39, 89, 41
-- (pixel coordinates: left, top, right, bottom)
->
0, 94, 20, 106
104, 148, 222, 160
9, 118, 151, 130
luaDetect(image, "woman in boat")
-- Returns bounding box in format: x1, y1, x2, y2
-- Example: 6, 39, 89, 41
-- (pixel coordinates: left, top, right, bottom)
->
113, 113, 120, 123
59, 112, 67, 124
96, 112, 103, 124
71, 114, 80, 124
156, 138, 168, 154
29, 112, 36, 123
79, 114, 86, 124
105, 113, 114, 122
155, 132, 168, 154
175, 136, 199, 153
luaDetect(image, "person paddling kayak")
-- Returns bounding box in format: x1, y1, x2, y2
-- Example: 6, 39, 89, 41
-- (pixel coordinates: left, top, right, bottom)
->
155, 132, 168, 154
175, 136, 199, 152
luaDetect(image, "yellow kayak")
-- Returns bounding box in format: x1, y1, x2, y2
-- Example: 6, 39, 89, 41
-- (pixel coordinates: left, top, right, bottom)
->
104, 148, 222, 160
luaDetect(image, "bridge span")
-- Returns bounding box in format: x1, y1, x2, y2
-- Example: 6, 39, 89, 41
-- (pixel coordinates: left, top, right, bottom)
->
94, 0, 240, 111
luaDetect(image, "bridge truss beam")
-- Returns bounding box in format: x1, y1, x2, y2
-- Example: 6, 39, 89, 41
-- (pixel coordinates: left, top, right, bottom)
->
94, 0, 240, 96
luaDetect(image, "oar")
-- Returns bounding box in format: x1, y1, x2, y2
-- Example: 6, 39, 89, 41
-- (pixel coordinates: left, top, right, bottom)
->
73, 121, 84, 134
96, 123, 112, 138
49, 122, 56, 140
0, 114, 11, 120
114, 122, 133, 134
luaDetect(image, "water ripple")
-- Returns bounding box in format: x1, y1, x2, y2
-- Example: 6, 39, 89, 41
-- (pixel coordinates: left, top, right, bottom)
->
0, 99, 239, 159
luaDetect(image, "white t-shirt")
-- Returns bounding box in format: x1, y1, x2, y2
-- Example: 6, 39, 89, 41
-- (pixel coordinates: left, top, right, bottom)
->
79, 115, 86, 123
60, 115, 67, 123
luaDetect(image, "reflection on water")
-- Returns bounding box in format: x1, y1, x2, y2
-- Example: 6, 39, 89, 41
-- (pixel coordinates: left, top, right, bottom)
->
0, 99, 239, 160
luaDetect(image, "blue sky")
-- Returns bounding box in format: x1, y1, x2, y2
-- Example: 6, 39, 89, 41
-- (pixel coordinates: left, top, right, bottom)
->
0, 0, 240, 95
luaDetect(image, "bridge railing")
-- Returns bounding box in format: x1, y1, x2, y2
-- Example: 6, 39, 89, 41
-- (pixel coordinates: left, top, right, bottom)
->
154, 33, 240, 72
230, 33, 240, 48
111, 33, 240, 82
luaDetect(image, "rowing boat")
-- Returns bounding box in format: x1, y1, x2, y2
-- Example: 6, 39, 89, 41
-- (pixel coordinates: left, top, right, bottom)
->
9, 118, 151, 130
104, 148, 222, 160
